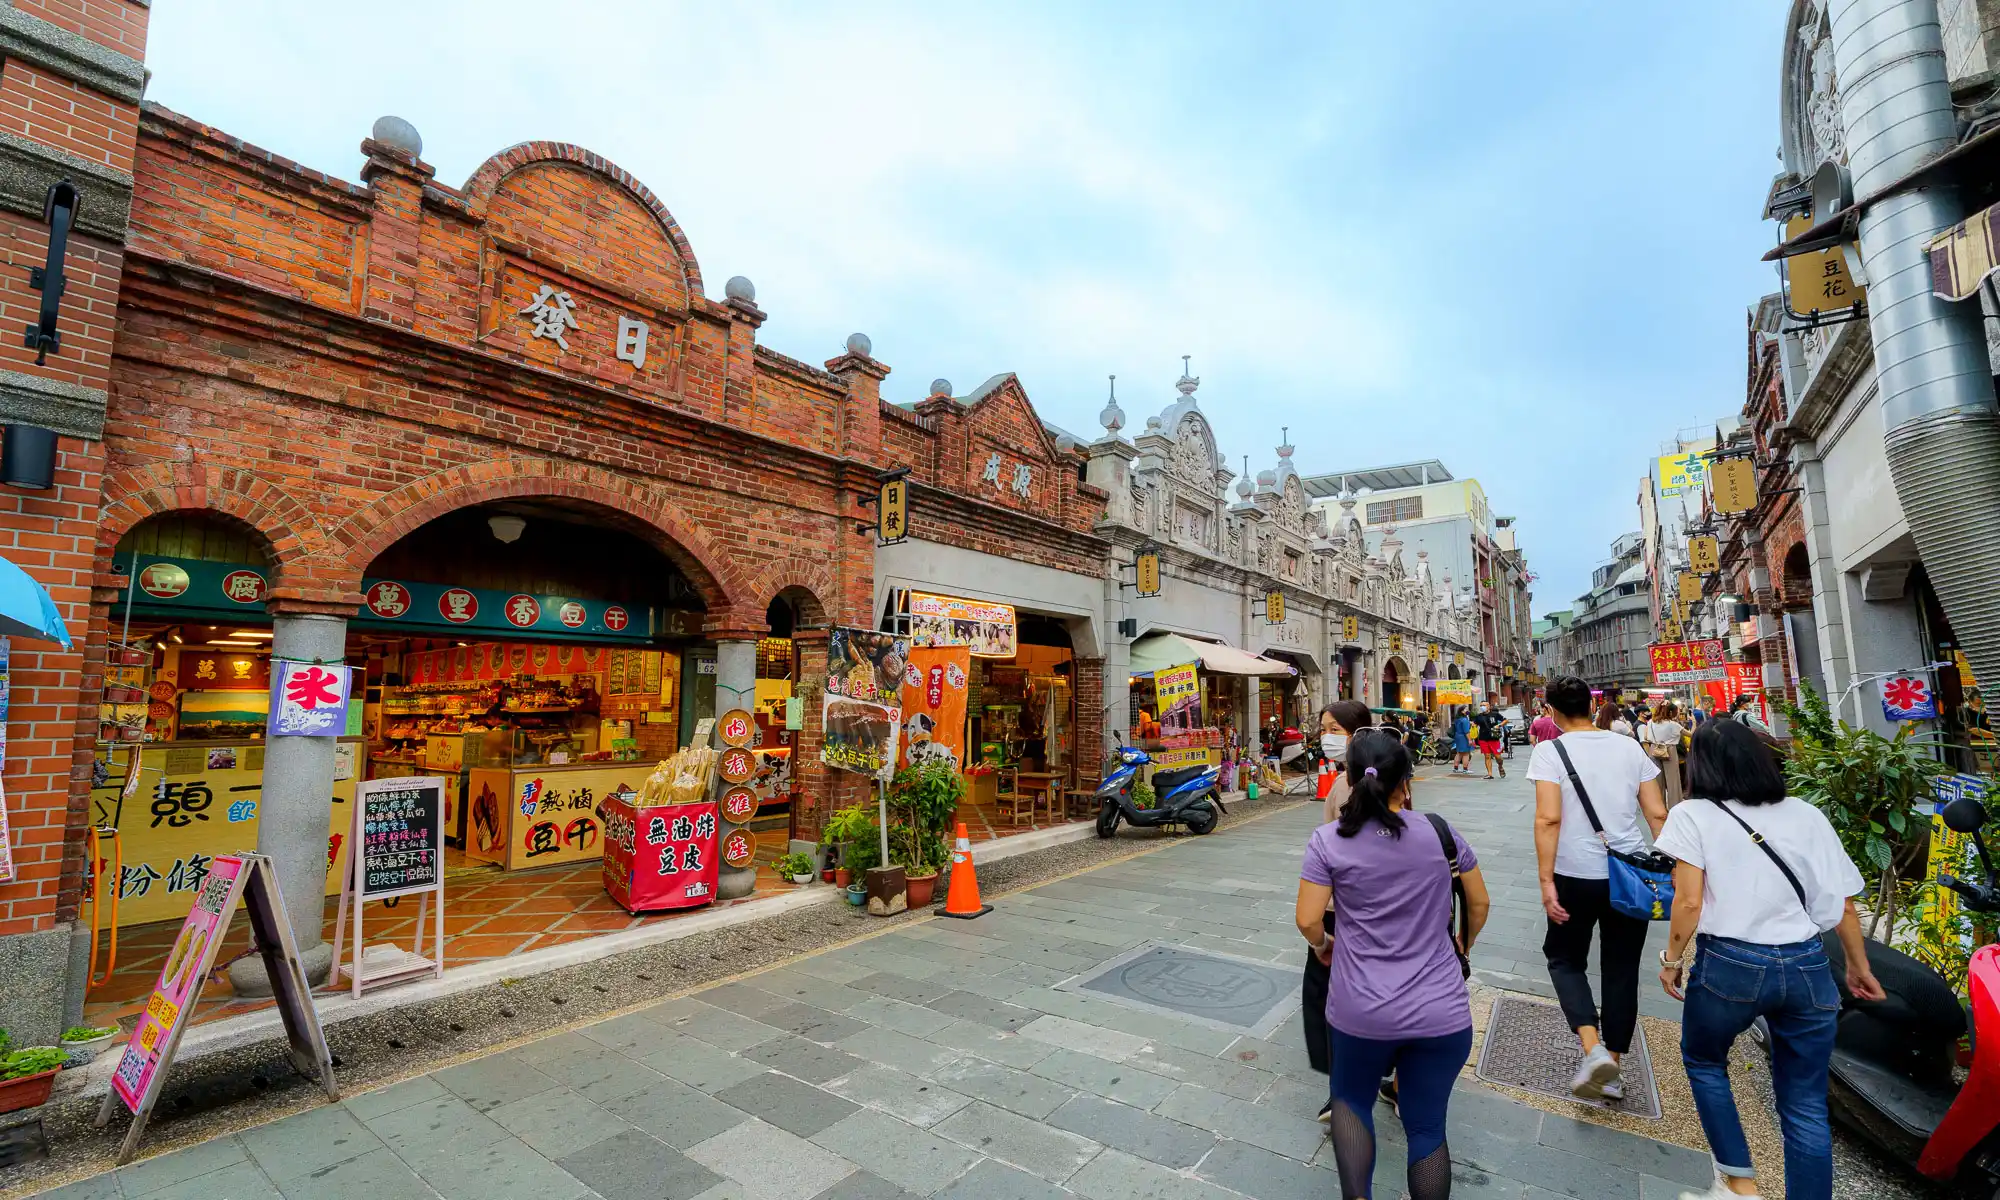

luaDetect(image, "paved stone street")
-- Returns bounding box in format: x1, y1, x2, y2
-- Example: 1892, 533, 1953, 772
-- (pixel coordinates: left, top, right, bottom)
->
23, 776, 1756, 1199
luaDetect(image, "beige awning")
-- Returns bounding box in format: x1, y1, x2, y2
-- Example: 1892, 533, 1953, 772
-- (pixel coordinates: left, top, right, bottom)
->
1128, 633, 1296, 677
1929, 198, 2000, 300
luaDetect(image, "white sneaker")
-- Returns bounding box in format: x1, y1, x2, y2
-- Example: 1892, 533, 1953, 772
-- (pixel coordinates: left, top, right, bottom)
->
1678, 1173, 1759, 1200
1569, 1044, 1620, 1101
1599, 1078, 1623, 1104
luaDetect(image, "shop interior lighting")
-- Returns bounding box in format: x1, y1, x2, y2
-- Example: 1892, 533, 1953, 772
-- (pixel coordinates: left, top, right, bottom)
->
206, 641, 258, 649
232, 630, 273, 639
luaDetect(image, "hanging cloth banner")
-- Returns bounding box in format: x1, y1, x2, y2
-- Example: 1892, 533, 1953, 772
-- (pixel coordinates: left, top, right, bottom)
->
0, 637, 12, 884
899, 646, 970, 771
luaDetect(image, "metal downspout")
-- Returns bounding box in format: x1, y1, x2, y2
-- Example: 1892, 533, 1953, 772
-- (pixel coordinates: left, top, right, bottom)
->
1829, 0, 2000, 683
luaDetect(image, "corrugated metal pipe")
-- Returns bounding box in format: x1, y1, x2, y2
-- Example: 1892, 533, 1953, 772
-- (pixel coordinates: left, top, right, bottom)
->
1829, 0, 2000, 684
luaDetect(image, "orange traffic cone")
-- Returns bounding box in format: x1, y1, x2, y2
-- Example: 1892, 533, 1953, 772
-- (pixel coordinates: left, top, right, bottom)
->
940, 822, 992, 920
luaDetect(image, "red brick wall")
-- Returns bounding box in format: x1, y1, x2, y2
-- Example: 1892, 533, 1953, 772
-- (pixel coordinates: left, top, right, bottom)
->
12, 0, 147, 57
0, 60, 138, 171
0, 440, 104, 934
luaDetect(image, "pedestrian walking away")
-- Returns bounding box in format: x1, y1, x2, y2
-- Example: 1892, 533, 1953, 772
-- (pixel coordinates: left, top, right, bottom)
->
1529, 675, 1668, 1102
1473, 699, 1508, 779
1645, 700, 1687, 808
1296, 734, 1491, 1199
1654, 718, 1883, 1200
1304, 699, 1377, 1095
1451, 707, 1474, 774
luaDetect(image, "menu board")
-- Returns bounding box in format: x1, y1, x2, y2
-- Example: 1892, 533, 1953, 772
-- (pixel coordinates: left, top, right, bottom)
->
357, 777, 442, 898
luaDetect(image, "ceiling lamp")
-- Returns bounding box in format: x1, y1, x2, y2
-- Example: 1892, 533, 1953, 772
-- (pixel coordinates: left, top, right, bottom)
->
488, 514, 526, 544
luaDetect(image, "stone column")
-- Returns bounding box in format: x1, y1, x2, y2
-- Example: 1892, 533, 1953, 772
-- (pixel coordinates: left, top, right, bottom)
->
229, 609, 345, 993
713, 635, 760, 900
1103, 556, 1131, 753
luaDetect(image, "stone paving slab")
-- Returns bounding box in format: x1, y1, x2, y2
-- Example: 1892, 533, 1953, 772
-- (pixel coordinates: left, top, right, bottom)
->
44, 784, 1793, 1200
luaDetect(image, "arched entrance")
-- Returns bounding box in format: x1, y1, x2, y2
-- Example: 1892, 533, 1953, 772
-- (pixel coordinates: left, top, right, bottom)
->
1381, 656, 1409, 710
1779, 541, 1823, 700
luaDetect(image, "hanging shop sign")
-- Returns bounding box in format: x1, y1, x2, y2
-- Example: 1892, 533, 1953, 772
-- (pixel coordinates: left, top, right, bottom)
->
1452, 651, 1464, 668
1264, 591, 1285, 626
720, 785, 759, 822
878, 473, 909, 546
716, 708, 755, 748
1648, 638, 1727, 685
1152, 663, 1201, 729
1785, 213, 1864, 319
268, 661, 353, 738
102, 853, 335, 1163
1341, 615, 1359, 642
110, 555, 678, 643
1688, 536, 1720, 575
822, 694, 900, 777
1135, 548, 1161, 598
602, 797, 720, 911
1710, 458, 1759, 515
823, 626, 905, 778
900, 646, 970, 770
828, 627, 909, 704
1388, 633, 1404, 655
1678, 574, 1702, 604
1435, 679, 1474, 705
721, 826, 758, 869
1426, 643, 1440, 663
1657, 452, 1707, 497
906, 592, 1017, 658
1882, 674, 1939, 722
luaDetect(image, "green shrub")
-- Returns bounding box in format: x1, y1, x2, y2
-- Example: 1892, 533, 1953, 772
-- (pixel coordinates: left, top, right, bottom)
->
775, 851, 814, 878
59, 1026, 115, 1043
2, 1048, 65, 1079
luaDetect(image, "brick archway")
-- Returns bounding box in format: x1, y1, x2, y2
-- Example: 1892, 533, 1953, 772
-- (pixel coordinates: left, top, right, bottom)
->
335, 460, 746, 613
99, 461, 319, 581
755, 559, 839, 628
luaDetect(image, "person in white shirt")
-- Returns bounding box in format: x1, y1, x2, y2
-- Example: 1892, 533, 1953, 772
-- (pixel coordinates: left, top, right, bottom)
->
1528, 676, 1668, 1103
1646, 701, 1687, 808
1654, 718, 1882, 1200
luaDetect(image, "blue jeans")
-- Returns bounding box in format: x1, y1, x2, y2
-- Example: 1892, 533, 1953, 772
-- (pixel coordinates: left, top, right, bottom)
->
1680, 935, 1841, 1200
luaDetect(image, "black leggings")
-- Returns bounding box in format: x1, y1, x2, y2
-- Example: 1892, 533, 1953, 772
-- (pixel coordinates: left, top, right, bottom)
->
1542, 873, 1647, 1054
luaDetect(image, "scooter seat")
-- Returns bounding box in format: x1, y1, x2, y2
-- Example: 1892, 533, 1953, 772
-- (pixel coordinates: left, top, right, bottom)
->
1150, 766, 1209, 794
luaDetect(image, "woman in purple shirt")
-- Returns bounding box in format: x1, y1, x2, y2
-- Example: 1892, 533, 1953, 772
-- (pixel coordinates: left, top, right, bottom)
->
1296, 734, 1490, 1200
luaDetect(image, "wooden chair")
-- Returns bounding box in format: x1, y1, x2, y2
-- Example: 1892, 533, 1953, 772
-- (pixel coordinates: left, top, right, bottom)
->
1065, 775, 1099, 820
998, 787, 1034, 826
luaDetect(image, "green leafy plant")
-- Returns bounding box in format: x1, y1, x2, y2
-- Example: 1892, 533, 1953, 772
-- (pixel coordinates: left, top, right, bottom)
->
888, 761, 964, 879
58, 1026, 115, 1044
1778, 681, 1950, 937
821, 805, 874, 846
775, 851, 814, 879
1131, 781, 1157, 811
0, 1029, 11, 1057
1, 1048, 65, 1079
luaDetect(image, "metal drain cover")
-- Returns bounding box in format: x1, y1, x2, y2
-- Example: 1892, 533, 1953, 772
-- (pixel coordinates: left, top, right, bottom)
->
1063, 942, 1302, 1037
1474, 994, 1661, 1119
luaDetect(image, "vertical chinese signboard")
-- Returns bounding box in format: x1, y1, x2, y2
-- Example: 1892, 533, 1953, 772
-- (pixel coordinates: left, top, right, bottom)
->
1265, 591, 1285, 626
822, 627, 906, 778
900, 646, 971, 770
100, 853, 335, 1163
1688, 536, 1720, 575
1784, 213, 1864, 319
1711, 457, 1759, 515
878, 473, 909, 546
1135, 548, 1161, 598
1153, 663, 1201, 732
1648, 638, 1727, 685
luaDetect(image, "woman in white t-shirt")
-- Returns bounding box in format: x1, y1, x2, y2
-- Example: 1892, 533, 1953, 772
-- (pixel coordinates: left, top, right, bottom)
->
1654, 719, 1884, 1200
1646, 701, 1687, 808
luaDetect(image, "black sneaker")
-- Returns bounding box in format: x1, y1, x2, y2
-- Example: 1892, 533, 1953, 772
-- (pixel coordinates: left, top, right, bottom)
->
1377, 1079, 1399, 1117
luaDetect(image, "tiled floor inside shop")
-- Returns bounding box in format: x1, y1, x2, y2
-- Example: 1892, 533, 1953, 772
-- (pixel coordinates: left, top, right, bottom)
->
80, 814, 1090, 1033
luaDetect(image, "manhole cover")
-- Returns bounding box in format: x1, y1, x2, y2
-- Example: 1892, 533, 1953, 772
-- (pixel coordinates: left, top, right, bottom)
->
1064, 943, 1302, 1037
1474, 995, 1661, 1119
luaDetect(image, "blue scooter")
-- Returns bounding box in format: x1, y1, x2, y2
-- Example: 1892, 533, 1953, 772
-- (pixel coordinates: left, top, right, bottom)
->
1095, 745, 1224, 838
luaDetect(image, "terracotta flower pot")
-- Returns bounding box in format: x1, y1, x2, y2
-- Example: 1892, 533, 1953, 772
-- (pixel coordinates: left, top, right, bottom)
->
0, 1069, 58, 1114
906, 873, 937, 907
834, 868, 852, 887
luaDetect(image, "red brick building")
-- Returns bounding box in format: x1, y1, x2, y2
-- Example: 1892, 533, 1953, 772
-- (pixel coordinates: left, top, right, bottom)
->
0, 66, 1112, 1030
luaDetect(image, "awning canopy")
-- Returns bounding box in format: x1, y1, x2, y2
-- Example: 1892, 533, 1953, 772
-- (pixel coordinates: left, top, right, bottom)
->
0, 554, 68, 648
1128, 633, 1296, 678
1929, 197, 2000, 300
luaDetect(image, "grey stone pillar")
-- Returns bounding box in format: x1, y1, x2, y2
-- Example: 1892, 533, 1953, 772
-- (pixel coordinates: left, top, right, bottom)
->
714, 638, 759, 900
229, 611, 345, 993
1103, 559, 1131, 753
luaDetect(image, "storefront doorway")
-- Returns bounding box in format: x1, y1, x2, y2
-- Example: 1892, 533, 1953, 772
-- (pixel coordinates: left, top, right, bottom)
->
1380, 657, 1403, 710
85, 504, 794, 1028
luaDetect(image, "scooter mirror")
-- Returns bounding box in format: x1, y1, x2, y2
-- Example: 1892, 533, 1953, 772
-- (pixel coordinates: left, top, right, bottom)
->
1942, 796, 1989, 835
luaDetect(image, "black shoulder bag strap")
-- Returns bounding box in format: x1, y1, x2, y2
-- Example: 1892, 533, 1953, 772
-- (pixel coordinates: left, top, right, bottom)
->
1705, 798, 1810, 912
1423, 812, 1473, 979
1548, 736, 1607, 843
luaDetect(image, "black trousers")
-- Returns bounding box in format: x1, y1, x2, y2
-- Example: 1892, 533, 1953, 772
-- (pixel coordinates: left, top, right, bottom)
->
1542, 874, 1647, 1054
1303, 912, 1333, 1073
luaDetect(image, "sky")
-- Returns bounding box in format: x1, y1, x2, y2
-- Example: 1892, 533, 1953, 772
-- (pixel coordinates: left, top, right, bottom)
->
144, 1, 1782, 611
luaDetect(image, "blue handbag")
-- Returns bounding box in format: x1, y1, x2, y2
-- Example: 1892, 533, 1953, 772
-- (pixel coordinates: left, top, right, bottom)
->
1550, 738, 1676, 921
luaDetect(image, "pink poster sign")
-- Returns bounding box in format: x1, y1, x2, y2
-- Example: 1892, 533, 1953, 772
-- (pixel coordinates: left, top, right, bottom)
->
111, 854, 246, 1112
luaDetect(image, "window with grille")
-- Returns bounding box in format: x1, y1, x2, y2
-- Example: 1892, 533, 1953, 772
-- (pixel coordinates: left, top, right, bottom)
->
1365, 496, 1423, 524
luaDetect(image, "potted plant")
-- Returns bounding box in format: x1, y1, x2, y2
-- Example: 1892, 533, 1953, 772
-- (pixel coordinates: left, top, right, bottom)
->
59, 1024, 119, 1064
821, 805, 874, 888
1131, 781, 1157, 811
0, 1047, 66, 1114
889, 761, 964, 908
775, 851, 815, 885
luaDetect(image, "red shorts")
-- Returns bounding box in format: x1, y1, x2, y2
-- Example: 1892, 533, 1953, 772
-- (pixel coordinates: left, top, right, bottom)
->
1477, 740, 1501, 755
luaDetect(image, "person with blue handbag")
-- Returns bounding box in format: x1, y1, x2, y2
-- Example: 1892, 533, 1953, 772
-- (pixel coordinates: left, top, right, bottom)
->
1528, 675, 1670, 1102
